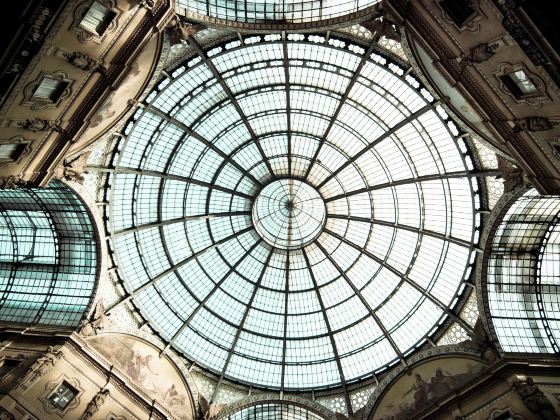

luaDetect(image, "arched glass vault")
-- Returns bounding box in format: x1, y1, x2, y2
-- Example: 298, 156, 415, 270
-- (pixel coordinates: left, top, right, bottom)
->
102, 33, 492, 392
177, 0, 381, 25
483, 189, 560, 354
0, 182, 99, 328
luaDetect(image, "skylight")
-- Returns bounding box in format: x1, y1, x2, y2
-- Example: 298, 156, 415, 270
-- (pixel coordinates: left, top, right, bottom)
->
105, 34, 484, 390
177, 0, 380, 24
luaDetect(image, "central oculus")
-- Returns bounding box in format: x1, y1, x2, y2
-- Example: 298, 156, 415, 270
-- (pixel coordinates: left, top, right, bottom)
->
252, 179, 326, 250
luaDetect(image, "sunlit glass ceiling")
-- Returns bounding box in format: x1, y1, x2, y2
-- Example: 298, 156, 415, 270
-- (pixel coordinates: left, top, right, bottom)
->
105, 34, 484, 390
177, 0, 380, 24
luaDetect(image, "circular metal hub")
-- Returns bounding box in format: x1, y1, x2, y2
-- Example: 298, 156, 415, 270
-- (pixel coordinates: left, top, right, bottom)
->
252, 179, 325, 250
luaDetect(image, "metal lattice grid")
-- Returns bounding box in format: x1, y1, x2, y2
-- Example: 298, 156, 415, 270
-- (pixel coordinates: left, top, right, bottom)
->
0, 182, 98, 328
483, 190, 560, 354
224, 402, 325, 419
101, 33, 491, 392
178, 0, 380, 24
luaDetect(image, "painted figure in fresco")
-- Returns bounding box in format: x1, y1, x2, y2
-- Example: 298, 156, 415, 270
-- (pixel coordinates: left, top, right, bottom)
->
403, 374, 432, 410
134, 354, 159, 391
430, 368, 456, 398
164, 384, 188, 407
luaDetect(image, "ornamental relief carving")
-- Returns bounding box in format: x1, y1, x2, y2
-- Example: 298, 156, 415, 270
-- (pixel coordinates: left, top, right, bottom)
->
494, 63, 550, 107
21, 71, 73, 110
70, 0, 120, 44
435, 0, 485, 33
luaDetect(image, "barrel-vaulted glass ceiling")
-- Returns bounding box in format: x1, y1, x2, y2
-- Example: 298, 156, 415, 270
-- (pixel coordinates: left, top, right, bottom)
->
177, 0, 380, 24
105, 34, 485, 390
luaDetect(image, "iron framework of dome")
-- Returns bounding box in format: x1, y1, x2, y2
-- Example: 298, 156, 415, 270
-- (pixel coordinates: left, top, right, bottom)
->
103, 33, 487, 391
177, 0, 380, 25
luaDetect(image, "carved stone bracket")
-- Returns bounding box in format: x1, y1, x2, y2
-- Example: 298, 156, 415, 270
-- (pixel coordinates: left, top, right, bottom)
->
81, 388, 110, 419
496, 155, 530, 193
79, 299, 109, 336
360, 13, 400, 41
458, 318, 500, 363
124, 0, 154, 9
200, 395, 225, 420
137, 0, 155, 9
547, 137, 560, 160
513, 378, 560, 420
166, 16, 206, 46
463, 42, 499, 65
52, 151, 91, 184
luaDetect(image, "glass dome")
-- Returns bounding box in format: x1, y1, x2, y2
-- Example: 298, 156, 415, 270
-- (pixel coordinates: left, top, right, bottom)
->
105, 34, 483, 390
177, 0, 380, 25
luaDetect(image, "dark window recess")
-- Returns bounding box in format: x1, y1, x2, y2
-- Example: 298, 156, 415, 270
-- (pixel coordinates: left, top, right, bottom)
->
0, 143, 27, 162
440, 0, 476, 26
48, 381, 78, 410
500, 70, 538, 98
32, 77, 68, 102
0, 359, 20, 379
553, 144, 560, 156
80, 1, 116, 35
494, 411, 514, 420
